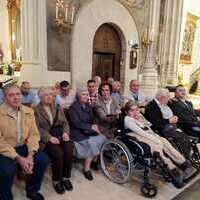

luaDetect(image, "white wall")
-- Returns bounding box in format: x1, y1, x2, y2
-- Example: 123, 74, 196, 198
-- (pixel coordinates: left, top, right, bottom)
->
0, 0, 11, 61
71, 0, 139, 94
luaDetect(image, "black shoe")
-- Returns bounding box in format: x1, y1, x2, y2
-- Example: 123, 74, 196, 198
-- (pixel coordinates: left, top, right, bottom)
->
62, 179, 73, 191
169, 168, 184, 189
53, 182, 65, 194
91, 161, 99, 171
26, 192, 44, 200
183, 165, 197, 181
179, 160, 191, 171
83, 170, 94, 181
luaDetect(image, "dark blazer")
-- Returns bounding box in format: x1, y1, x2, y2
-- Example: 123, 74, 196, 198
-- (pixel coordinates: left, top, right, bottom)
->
68, 101, 97, 142
34, 103, 70, 144
144, 99, 170, 133
168, 98, 198, 124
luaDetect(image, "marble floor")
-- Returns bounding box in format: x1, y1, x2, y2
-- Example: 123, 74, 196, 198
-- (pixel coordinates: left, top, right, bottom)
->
173, 179, 200, 200
13, 165, 200, 200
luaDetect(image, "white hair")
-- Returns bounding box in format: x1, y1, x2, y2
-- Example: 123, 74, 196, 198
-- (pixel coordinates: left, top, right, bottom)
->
76, 86, 88, 99
156, 88, 170, 98
38, 87, 53, 98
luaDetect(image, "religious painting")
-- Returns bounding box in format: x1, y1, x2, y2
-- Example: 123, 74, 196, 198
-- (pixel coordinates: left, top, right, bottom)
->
47, 0, 71, 71
180, 13, 199, 64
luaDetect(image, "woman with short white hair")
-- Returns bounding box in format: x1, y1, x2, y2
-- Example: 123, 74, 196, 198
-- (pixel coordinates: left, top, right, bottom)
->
34, 87, 74, 194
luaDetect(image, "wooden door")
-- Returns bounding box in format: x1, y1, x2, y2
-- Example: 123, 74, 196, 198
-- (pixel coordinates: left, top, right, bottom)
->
93, 23, 121, 81
93, 53, 115, 82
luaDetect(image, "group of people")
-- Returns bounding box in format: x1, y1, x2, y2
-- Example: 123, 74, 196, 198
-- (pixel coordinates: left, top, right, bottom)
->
0, 76, 200, 200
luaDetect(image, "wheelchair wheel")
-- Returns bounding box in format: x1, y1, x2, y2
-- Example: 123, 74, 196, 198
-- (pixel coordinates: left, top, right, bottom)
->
141, 183, 157, 198
100, 139, 134, 184
190, 149, 200, 169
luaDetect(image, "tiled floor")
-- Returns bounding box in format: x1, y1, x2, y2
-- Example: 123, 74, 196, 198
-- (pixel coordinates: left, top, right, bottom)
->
173, 179, 200, 200
13, 166, 200, 200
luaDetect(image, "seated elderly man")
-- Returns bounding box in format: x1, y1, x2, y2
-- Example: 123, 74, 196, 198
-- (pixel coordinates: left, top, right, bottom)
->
125, 80, 152, 107
94, 83, 121, 138
168, 85, 200, 139
93, 76, 102, 89
34, 87, 74, 194
0, 85, 49, 200
145, 88, 193, 159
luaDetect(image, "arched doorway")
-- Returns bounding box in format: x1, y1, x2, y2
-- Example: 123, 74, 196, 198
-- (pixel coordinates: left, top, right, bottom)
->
92, 23, 122, 81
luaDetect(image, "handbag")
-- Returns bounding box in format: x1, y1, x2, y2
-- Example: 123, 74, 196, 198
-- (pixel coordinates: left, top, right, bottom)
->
49, 106, 64, 140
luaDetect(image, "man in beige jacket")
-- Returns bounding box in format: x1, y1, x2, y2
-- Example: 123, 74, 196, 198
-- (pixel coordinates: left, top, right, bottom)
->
0, 85, 49, 200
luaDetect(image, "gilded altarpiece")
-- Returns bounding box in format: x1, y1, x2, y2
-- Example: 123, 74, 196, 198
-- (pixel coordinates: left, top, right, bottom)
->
180, 13, 199, 64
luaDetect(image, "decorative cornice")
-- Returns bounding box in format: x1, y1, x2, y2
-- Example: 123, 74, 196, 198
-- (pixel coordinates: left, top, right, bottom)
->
119, 0, 145, 10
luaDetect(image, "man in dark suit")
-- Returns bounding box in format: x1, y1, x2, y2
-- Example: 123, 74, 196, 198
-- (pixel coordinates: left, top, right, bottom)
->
168, 85, 200, 139
145, 88, 192, 159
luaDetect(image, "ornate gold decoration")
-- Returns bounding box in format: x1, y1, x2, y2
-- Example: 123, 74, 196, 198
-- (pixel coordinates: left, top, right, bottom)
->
120, 0, 145, 9
7, 0, 22, 62
54, 0, 78, 33
180, 13, 199, 64
141, 27, 154, 46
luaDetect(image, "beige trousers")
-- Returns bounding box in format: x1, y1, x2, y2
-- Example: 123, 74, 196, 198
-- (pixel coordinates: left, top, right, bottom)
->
128, 133, 186, 169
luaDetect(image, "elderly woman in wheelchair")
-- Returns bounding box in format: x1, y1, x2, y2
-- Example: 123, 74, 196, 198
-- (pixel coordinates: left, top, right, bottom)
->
100, 101, 197, 197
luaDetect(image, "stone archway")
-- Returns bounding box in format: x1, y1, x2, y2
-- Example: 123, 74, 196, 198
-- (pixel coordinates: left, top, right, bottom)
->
71, 0, 139, 91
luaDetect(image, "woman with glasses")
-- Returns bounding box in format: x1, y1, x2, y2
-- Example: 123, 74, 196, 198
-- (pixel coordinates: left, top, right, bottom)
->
123, 101, 197, 188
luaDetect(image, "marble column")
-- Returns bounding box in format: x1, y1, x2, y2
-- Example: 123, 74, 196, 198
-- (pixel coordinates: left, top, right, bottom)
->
159, 0, 184, 86
21, 0, 39, 65
140, 0, 161, 95
19, 0, 48, 86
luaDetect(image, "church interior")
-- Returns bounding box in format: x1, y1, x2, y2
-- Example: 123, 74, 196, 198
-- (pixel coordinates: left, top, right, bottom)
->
0, 0, 199, 95
1, 0, 200, 199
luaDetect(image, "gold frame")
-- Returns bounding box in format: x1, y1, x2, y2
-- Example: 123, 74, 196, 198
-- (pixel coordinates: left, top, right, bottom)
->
7, 0, 21, 62
180, 13, 199, 64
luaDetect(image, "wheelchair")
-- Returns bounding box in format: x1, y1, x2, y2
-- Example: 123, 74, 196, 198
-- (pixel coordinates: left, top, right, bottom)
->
100, 129, 175, 198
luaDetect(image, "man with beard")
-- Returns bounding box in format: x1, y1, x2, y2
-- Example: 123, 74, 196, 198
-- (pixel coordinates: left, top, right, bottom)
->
21, 81, 37, 107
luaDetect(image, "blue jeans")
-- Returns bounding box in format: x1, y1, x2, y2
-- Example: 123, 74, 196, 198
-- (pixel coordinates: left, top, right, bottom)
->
0, 145, 50, 200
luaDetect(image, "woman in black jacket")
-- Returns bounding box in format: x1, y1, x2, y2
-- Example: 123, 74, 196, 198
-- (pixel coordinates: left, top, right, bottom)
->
68, 87, 107, 181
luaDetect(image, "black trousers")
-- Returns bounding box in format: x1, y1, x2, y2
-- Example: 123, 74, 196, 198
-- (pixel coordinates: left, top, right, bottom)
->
44, 141, 74, 181
162, 127, 191, 159
180, 122, 200, 139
